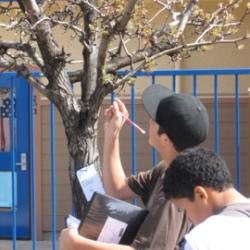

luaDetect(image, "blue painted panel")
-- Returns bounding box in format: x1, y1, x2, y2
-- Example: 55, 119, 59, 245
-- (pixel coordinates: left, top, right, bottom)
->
0, 74, 31, 239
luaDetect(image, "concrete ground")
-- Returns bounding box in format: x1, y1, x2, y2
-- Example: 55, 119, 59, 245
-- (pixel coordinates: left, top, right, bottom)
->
0, 240, 58, 250
1, 233, 60, 250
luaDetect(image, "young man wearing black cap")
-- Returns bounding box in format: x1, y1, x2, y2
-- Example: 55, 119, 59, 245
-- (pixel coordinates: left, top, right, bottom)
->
60, 84, 209, 250
163, 147, 250, 250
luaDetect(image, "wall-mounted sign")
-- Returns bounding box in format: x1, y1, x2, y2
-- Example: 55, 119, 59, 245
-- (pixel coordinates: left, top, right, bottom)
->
0, 171, 17, 208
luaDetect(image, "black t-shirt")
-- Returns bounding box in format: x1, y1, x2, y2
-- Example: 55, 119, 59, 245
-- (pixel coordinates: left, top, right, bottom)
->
127, 161, 191, 250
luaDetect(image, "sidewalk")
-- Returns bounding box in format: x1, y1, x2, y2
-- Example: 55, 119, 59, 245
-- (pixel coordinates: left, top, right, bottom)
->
1, 240, 59, 250
0, 232, 61, 250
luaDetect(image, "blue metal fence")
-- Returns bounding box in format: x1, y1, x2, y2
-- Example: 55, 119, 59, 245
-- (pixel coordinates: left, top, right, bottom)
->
4, 68, 250, 249
119, 68, 250, 194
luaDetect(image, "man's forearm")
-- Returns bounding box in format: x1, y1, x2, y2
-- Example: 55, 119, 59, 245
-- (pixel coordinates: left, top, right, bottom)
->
76, 237, 136, 250
60, 228, 136, 250
103, 135, 127, 197
102, 99, 137, 200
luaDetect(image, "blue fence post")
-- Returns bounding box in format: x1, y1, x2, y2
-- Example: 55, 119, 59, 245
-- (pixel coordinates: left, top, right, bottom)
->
130, 84, 137, 175
234, 74, 241, 191
30, 86, 37, 250
172, 75, 176, 92
50, 103, 57, 250
11, 77, 16, 250
130, 84, 137, 205
214, 74, 219, 154
111, 92, 115, 104
193, 75, 197, 96
152, 75, 156, 85
151, 74, 158, 167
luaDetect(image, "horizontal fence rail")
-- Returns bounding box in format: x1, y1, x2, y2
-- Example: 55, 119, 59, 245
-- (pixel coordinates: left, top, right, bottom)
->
2, 68, 250, 250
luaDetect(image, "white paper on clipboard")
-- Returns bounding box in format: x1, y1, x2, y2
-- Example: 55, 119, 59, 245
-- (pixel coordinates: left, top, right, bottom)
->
76, 164, 105, 201
97, 216, 128, 243
66, 214, 81, 228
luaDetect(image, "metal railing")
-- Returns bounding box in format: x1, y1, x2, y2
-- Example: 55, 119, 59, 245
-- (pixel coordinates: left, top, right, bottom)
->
3, 67, 250, 249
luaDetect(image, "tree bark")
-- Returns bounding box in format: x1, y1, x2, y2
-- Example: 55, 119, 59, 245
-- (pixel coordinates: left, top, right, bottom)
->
63, 108, 101, 217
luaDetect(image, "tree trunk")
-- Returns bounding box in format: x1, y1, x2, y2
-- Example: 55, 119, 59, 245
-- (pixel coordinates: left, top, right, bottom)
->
46, 66, 106, 218
64, 114, 101, 218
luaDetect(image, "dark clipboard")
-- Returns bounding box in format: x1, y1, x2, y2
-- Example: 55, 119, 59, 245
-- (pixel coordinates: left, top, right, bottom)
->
78, 192, 148, 245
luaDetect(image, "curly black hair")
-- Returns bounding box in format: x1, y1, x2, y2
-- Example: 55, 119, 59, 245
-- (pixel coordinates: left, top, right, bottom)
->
163, 147, 233, 201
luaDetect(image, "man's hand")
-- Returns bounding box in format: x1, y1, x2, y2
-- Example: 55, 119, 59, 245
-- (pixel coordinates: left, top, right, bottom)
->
104, 98, 129, 138
60, 227, 80, 250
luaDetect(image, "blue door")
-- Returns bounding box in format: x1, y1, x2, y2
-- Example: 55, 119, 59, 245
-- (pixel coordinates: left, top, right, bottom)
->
0, 73, 32, 239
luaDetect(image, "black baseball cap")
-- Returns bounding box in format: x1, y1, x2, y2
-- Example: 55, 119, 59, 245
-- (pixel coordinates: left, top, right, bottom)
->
142, 84, 209, 151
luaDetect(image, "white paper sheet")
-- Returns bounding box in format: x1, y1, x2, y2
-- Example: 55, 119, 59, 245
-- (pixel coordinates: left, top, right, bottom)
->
76, 164, 105, 201
66, 214, 81, 228
97, 216, 128, 244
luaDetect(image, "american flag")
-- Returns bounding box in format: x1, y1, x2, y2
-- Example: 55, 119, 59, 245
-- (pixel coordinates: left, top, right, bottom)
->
0, 94, 12, 152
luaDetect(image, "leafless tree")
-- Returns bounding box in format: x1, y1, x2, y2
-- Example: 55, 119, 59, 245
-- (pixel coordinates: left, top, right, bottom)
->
0, 0, 249, 217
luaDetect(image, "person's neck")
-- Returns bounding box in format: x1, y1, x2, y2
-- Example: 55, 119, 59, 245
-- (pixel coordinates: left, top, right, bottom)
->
161, 148, 179, 167
212, 188, 249, 211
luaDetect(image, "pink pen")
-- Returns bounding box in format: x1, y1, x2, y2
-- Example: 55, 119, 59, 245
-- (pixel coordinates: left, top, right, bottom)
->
121, 113, 146, 134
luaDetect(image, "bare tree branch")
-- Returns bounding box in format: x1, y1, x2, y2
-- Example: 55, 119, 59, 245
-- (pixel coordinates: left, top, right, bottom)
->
80, 0, 99, 102
114, 0, 138, 32
195, 21, 241, 43
175, 0, 198, 39
0, 21, 19, 30
18, 0, 64, 69
67, 32, 250, 84
120, 33, 134, 70
50, 19, 85, 35
208, 0, 241, 25
17, 0, 40, 13
149, 5, 168, 23
0, 58, 13, 69
0, 57, 48, 97
114, 33, 250, 88
0, 41, 44, 68
95, 0, 139, 92
107, 33, 250, 73
82, 0, 102, 16
30, 16, 50, 30
16, 64, 48, 97
68, 69, 83, 84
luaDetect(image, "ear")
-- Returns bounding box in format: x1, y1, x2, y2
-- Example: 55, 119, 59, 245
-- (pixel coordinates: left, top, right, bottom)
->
160, 133, 171, 146
194, 186, 209, 203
